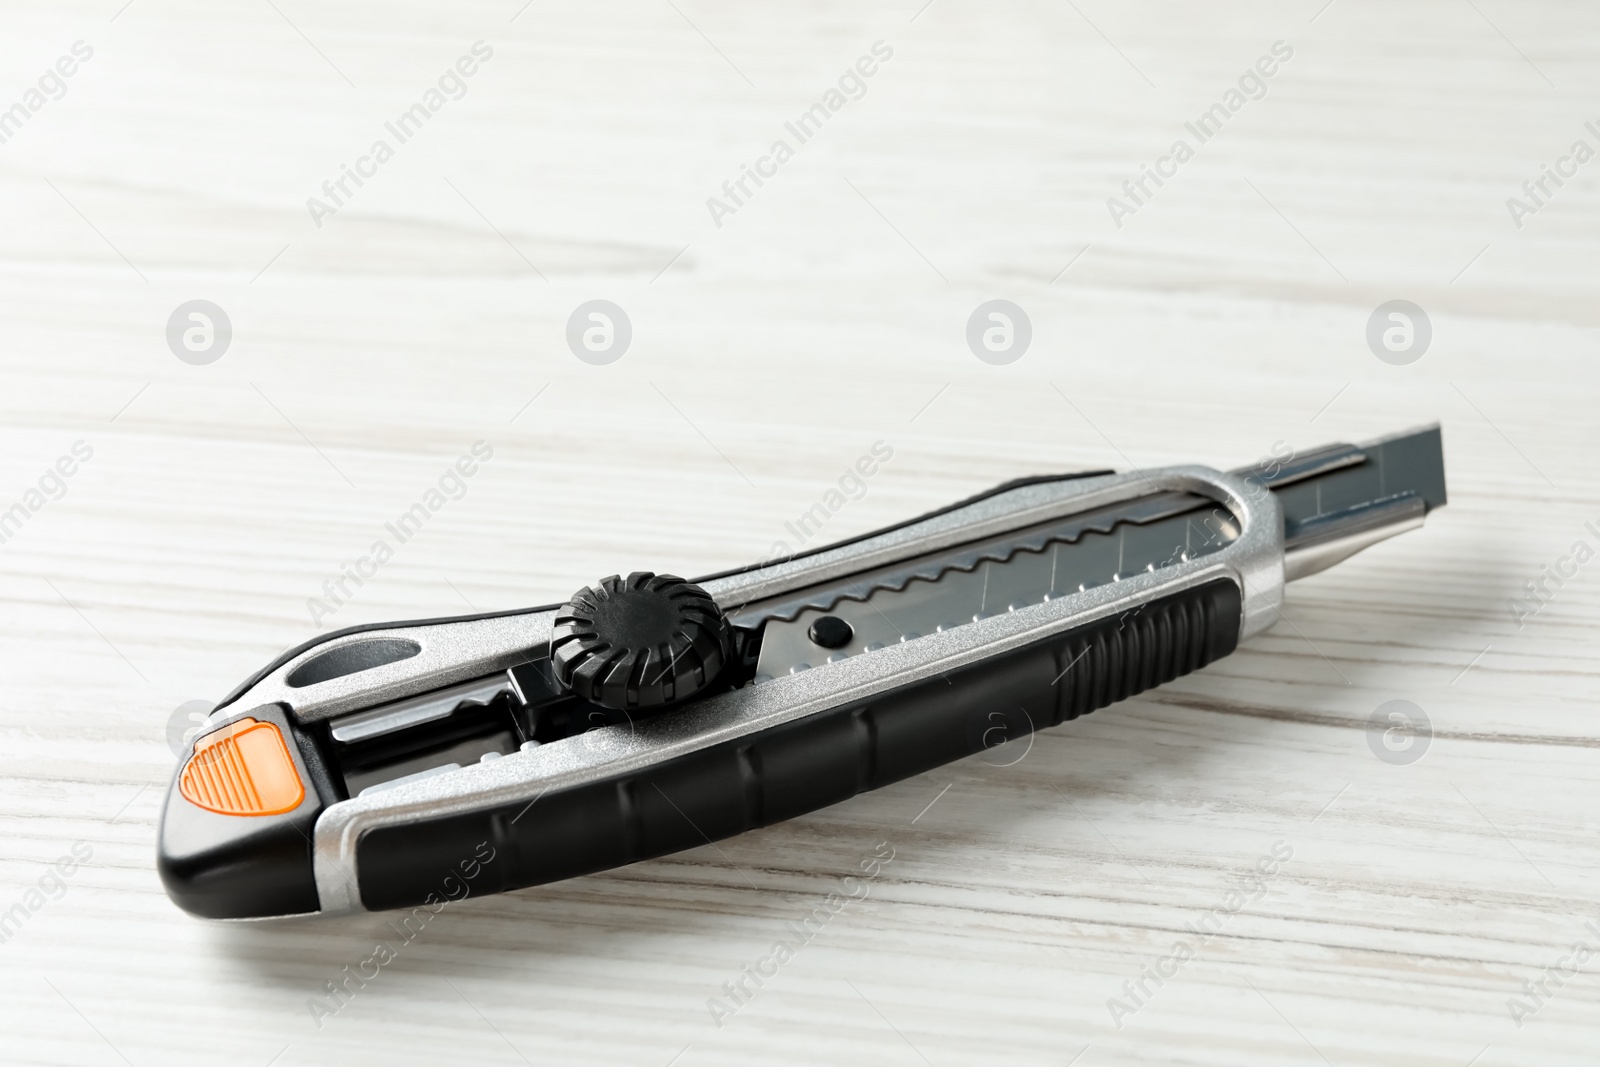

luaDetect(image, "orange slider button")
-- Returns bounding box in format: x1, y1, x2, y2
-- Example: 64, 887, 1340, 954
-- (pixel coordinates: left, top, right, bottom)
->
179, 718, 305, 817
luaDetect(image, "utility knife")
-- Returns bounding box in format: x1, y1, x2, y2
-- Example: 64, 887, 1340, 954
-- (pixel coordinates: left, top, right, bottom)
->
159, 425, 1446, 919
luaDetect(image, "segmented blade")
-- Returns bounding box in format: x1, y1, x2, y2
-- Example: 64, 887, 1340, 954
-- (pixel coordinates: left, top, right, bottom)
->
751, 500, 1235, 681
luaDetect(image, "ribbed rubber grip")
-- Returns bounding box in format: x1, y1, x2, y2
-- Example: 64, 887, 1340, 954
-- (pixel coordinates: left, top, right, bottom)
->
355, 578, 1240, 911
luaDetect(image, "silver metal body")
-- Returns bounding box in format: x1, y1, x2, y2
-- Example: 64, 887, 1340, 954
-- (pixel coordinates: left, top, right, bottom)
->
197, 447, 1438, 915
165, 423, 1444, 920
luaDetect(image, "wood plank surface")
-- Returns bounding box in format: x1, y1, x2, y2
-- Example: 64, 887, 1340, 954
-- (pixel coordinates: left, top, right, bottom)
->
0, 1, 1596, 1064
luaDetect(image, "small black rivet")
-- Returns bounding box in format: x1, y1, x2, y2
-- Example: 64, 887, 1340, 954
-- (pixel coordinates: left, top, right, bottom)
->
807, 615, 854, 649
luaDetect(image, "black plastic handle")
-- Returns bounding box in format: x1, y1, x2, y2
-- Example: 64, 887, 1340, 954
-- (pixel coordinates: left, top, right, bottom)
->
356, 578, 1242, 911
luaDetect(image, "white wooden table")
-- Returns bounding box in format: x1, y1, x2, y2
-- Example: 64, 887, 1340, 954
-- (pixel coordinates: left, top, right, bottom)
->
1, 1, 1596, 1063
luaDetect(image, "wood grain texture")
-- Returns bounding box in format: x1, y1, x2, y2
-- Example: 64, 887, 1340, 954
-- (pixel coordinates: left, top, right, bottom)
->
1, 1, 1596, 1064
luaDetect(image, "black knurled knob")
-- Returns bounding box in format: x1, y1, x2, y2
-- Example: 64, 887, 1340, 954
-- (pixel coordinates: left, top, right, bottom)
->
549, 572, 730, 711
